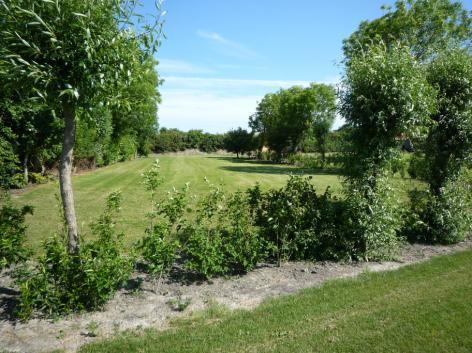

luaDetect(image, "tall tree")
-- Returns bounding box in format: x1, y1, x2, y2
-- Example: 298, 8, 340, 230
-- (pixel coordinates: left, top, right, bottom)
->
224, 128, 254, 158
343, 0, 472, 63
306, 84, 336, 167
0, 0, 163, 254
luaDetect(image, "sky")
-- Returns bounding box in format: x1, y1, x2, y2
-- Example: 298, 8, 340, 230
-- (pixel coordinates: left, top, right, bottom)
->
143, 0, 472, 133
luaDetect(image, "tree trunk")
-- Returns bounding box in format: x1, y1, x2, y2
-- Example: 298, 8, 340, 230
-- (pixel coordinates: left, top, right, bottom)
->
23, 153, 28, 184
60, 100, 79, 255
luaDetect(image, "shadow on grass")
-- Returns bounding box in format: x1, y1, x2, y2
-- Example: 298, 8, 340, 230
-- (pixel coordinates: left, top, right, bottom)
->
208, 156, 343, 176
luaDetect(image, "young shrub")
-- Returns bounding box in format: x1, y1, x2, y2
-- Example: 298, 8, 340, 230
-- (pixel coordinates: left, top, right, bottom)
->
407, 168, 472, 244
181, 179, 265, 278
136, 160, 186, 276
344, 173, 404, 260
0, 193, 33, 269
16, 191, 132, 319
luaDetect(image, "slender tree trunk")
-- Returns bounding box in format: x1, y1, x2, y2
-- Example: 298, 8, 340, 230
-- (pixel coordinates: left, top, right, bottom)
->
23, 153, 28, 184
60, 100, 79, 255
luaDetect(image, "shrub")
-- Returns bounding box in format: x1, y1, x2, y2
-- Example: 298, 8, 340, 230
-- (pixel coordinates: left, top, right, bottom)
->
29, 172, 49, 184
407, 153, 430, 180
181, 180, 265, 278
9, 173, 27, 189
406, 168, 472, 244
343, 173, 404, 260
16, 191, 133, 319
136, 160, 184, 276
248, 176, 349, 263
0, 194, 33, 269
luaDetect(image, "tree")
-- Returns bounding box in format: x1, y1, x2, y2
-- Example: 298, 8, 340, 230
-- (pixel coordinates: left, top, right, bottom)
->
340, 43, 436, 259
0, 0, 162, 254
250, 85, 335, 161
343, 0, 472, 63
224, 128, 255, 158
426, 48, 472, 195
306, 84, 336, 167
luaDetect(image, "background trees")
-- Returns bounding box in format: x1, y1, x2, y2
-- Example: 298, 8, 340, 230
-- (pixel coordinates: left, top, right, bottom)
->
249, 84, 336, 161
224, 128, 255, 158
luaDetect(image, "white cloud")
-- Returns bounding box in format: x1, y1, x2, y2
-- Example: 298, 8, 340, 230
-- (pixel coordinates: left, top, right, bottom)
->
158, 75, 345, 133
158, 59, 215, 74
162, 76, 312, 90
197, 30, 257, 59
158, 89, 259, 133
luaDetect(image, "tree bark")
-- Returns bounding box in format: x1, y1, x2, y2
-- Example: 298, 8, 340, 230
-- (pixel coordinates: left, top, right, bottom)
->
60, 100, 79, 255
23, 153, 28, 184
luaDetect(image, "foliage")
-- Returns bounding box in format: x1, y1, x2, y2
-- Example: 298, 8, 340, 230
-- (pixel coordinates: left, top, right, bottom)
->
343, 174, 404, 260
0, 193, 33, 268
340, 43, 436, 258
16, 192, 133, 319
343, 0, 472, 63
181, 179, 265, 278
406, 167, 472, 243
407, 152, 430, 180
250, 84, 336, 161
137, 160, 185, 275
425, 48, 472, 195
224, 127, 256, 158
152, 128, 225, 154
247, 176, 349, 263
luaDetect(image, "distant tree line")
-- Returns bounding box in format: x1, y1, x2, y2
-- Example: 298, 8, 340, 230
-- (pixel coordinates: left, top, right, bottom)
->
152, 128, 225, 153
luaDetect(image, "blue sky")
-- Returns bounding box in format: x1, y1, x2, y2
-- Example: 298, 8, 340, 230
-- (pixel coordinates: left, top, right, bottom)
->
146, 0, 472, 133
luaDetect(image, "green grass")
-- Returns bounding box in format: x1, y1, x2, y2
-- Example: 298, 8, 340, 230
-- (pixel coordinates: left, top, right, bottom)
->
80, 249, 472, 353
11, 155, 342, 250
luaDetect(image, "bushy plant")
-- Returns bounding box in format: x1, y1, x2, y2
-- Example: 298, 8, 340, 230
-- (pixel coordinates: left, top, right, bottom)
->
407, 153, 430, 180
248, 176, 349, 263
0, 193, 33, 269
9, 173, 27, 189
137, 160, 187, 275
343, 173, 403, 260
406, 168, 472, 244
16, 191, 133, 319
182, 179, 265, 278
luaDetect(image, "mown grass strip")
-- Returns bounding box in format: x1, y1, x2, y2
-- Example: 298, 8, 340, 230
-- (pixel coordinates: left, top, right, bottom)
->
80, 249, 472, 353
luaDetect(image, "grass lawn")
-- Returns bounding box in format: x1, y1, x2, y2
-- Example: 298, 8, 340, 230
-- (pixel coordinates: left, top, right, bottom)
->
11, 155, 342, 250
80, 249, 472, 353
10, 154, 422, 251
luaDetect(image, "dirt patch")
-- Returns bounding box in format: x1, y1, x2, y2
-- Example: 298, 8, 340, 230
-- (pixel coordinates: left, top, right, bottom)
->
1, 240, 470, 353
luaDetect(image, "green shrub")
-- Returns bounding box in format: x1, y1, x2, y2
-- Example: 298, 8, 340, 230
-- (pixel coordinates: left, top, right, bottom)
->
407, 153, 430, 180
388, 152, 411, 178
16, 191, 133, 319
136, 160, 184, 275
247, 176, 349, 263
343, 173, 403, 260
181, 180, 265, 278
29, 172, 50, 184
0, 194, 33, 269
406, 169, 472, 244
9, 173, 27, 189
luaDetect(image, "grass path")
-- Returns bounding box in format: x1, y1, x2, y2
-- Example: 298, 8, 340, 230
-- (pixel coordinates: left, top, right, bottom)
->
11, 155, 341, 250
80, 249, 472, 353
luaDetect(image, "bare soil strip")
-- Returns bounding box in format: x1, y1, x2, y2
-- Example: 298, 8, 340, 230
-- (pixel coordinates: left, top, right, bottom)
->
1, 240, 470, 353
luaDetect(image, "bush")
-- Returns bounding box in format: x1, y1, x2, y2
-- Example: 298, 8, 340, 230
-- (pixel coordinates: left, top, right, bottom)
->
406, 169, 472, 244
9, 173, 27, 189
407, 153, 430, 180
181, 180, 265, 278
29, 172, 50, 184
0, 194, 33, 269
247, 176, 350, 263
16, 191, 133, 319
